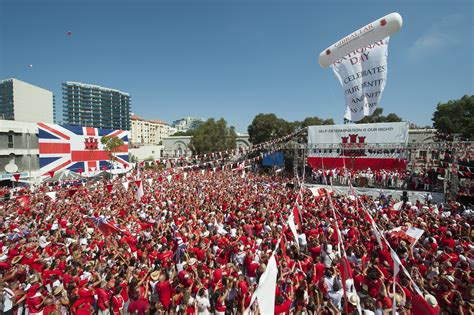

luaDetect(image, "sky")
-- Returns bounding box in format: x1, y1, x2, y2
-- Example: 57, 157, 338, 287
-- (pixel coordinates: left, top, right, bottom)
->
1, 0, 473, 133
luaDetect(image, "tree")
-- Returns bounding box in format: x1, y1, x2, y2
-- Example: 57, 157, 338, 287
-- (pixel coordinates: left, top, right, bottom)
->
189, 118, 237, 154
356, 108, 403, 124
294, 116, 335, 129
101, 135, 125, 164
247, 114, 294, 144
432, 95, 474, 140
173, 130, 195, 136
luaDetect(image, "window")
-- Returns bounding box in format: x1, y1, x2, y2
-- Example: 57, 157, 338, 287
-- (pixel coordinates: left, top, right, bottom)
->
419, 151, 427, 159
7, 132, 14, 148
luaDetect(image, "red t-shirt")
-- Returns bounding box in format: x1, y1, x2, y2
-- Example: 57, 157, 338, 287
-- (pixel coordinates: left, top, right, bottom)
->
155, 280, 172, 307
128, 298, 149, 315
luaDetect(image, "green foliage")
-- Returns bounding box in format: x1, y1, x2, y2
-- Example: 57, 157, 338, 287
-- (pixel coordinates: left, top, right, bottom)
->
432, 95, 474, 140
189, 118, 237, 154
247, 114, 295, 144
294, 116, 335, 129
101, 135, 125, 160
356, 108, 403, 124
248, 114, 334, 144
173, 130, 195, 136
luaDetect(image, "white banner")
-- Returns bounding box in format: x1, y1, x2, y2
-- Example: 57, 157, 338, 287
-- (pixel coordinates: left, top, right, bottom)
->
308, 122, 408, 147
331, 38, 389, 122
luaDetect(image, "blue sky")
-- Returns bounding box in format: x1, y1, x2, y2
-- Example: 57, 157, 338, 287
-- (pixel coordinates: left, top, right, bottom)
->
1, 0, 472, 132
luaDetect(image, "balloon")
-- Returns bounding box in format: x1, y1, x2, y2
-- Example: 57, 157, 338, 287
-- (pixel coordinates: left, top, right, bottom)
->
28, 64, 33, 68
66, 31, 72, 36
318, 12, 402, 68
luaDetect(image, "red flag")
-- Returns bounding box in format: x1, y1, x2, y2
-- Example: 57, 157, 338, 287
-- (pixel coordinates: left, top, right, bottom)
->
339, 256, 353, 315
280, 237, 290, 264
13, 173, 21, 181
106, 184, 113, 193
89, 216, 123, 237
48, 170, 55, 178
68, 189, 78, 197
158, 177, 163, 183
135, 180, 141, 188
412, 294, 440, 315
293, 206, 302, 231
17, 195, 30, 208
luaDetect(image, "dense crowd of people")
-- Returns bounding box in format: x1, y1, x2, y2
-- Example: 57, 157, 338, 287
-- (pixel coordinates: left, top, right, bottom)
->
311, 168, 440, 192
0, 167, 472, 315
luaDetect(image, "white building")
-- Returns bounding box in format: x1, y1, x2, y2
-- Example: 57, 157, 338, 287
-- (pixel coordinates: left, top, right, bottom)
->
0, 78, 54, 123
171, 117, 206, 132
0, 120, 39, 180
130, 115, 175, 146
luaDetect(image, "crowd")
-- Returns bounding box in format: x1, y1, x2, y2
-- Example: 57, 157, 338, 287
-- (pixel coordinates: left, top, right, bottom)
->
310, 169, 440, 192
0, 167, 472, 315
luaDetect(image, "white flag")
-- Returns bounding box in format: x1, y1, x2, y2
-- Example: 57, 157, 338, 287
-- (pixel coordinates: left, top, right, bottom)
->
122, 181, 129, 191
393, 201, 403, 211
136, 180, 144, 200
166, 175, 172, 183
246, 255, 278, 315
46, 192, 56, 201
146, 178, 153, 186
288, 214, 300, 249
332, 38, 389, 122
183, 172, 188, 180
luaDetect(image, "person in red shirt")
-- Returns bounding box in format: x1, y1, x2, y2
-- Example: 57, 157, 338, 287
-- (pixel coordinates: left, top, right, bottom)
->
111, 286, 125, 315
95, 281, 111, 315
154, 269, 175, 312
128, 291, 150, 315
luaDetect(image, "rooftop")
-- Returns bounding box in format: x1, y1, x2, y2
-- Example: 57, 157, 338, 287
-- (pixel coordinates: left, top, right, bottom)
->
131, 114, 169, 125
63, 81, 130, 96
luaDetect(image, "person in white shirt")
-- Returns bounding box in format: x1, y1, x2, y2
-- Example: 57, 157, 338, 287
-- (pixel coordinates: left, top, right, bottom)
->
0, 282, 14, 315
195, 287, 211, 315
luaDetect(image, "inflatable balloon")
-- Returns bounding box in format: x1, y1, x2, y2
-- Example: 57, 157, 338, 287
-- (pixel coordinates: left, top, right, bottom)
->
66, 31, 72, 36
319, 12, 402, 68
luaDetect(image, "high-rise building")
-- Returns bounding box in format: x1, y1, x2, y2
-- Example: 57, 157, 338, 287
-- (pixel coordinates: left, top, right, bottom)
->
62, 81, 131, 130
171, 117, 206, 132
130, 114, 175, 145
0, 78, 54, 123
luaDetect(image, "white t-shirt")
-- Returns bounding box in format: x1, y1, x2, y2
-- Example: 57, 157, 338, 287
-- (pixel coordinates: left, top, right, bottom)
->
2, 287, 14, 311
196, 294, 210, 315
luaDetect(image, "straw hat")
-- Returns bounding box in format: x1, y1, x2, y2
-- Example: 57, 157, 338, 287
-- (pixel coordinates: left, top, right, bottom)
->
12, 255, 23, 265
53, 286, 63, 295
425, 294, 438, 307
150, 271, 160, 281
348, 293, 360, 306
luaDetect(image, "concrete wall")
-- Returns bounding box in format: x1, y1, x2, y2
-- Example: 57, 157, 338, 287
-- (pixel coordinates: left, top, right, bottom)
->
129, 145, 163, 162
13, 79, 54, 123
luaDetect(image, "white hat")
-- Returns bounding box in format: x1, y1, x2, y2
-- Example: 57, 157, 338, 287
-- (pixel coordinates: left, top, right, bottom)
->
446, 275, 455, 283
348, 293, 360, 306
425, 294, 438, 307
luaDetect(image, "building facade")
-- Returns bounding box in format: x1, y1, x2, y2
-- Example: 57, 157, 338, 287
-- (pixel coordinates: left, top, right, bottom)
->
0, 78, 54, 123
130, 115, 175, 145
162, 134, 251, 158
171, 117, 206, 132
62, 82, 131, 130
0, 120, 39, 180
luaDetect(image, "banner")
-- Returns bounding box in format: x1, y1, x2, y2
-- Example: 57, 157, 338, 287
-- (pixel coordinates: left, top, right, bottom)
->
332, 38, 389, 122
308, 122, 408, 147
38, 123, 129, 177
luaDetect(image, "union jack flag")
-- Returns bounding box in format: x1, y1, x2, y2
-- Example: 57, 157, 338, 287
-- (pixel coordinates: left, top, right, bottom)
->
38, 123, 129, 176
88, 216, 124, 236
